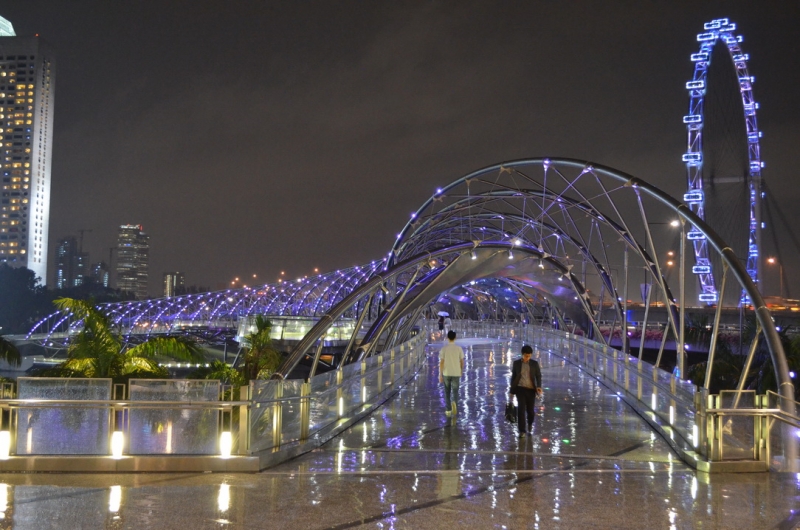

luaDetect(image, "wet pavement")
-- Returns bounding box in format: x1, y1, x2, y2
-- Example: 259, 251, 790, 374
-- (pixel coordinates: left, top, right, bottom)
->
0, 338, 797, 529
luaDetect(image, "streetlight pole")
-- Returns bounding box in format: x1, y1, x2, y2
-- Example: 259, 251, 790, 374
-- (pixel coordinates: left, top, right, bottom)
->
767, 257, 784, 300
622, 247, 629, 355
642, 218, 683, 377
678, 218, 686, 380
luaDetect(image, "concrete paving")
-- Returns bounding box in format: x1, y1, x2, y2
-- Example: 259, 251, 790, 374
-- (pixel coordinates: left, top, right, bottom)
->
0, 337, 796, 529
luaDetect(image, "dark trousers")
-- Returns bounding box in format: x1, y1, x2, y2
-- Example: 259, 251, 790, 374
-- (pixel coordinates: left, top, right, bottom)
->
516, 387, 537, 432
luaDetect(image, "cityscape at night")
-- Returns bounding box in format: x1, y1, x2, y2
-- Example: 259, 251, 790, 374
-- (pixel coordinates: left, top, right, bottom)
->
0, 2, 798, 298
0, 2, 798, 528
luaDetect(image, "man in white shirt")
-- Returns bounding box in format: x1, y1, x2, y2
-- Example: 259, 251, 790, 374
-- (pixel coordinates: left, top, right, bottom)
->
439, 330, 465, 416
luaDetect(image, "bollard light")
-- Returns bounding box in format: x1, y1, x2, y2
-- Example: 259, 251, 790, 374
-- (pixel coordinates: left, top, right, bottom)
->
651, 393, 657, 410
111, 431, 124, 459
220, 432, 232, 458
0, 432, 10, 460
669, 406, 675, 425
692, 425, 699, 448
338, 397, 344, 417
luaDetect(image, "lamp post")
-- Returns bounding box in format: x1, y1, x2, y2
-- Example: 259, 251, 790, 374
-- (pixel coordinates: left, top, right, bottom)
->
767, 257, 785, 300
642, 218, 683, 377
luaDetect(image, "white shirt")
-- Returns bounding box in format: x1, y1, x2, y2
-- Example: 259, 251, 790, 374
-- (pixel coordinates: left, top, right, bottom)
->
439, 342, 464, 377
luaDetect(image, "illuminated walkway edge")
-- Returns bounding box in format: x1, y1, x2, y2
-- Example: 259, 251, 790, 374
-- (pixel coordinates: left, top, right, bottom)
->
0, 335, 427, 473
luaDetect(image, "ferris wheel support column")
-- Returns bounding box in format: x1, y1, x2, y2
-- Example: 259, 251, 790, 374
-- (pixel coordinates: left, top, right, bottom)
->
755, 178, 764, 295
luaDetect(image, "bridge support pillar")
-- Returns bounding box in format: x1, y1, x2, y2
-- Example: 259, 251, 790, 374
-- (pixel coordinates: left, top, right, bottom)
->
637, 363, 643, 400
272, 382, 283, 449
239, 385, 250, 455
377, 355, 383, 392
360, 361, 367, 405
300, 382, 311, 441
336, 370, 344, 419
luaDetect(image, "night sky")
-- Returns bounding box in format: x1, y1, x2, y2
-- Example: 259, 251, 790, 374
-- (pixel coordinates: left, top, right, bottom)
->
3, 1, 800, 297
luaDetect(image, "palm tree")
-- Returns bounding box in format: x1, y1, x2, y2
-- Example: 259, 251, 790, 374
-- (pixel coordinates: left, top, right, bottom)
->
686, 340, 743, 393
0, 335, 20, 367
242, 315, 283, 380
745, 328, 800, 399
189, 360, 245, 388
52, 298, 204, 382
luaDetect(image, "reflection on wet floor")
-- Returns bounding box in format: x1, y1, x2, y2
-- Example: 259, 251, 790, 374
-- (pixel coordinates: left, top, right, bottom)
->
0, 338, 797, 529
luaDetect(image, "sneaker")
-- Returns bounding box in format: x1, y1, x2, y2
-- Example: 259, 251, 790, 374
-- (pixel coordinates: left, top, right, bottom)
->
445, 410, 452, 416
518, 432, 526, 439
451, 403, 457, 416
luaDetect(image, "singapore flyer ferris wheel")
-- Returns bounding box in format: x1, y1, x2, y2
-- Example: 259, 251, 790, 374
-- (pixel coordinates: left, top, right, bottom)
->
682, 18, 764, 306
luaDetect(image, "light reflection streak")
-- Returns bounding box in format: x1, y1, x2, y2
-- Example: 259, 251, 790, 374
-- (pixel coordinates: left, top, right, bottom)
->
108, 485, 121, 513
217, 483, 230, 513
0, 484, 8, 517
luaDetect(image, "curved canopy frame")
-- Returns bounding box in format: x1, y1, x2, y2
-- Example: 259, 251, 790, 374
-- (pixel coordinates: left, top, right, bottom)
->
27, 158, 792, 410
277, 158, 792, 408
26, 261, 386, 343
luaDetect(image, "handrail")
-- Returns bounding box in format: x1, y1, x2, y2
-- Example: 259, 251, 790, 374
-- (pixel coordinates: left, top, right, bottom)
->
0, 399, 251, 407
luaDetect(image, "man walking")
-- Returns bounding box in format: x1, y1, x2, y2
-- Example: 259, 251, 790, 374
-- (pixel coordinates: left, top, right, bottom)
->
509, 345, 542, 438
439, 330, 465, 416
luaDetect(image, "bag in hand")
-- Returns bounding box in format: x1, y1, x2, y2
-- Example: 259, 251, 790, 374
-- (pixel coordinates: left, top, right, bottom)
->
504, 402, 518, 424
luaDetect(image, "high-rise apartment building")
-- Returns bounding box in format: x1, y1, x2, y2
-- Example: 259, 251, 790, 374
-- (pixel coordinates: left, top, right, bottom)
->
55, 236, 88, 289
163, 272, 185, 297
90, 261, 109, 288
0, 16, 14, 37
0, 16, 55, 284
116, 224, 149, 299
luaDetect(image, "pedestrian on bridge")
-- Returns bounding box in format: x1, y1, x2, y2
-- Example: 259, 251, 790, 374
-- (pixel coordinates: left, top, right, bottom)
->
510, 344, 542, 438
438, 330, 464, 416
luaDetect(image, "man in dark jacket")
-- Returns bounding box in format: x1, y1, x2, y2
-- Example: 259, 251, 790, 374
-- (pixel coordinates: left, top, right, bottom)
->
509, 344, 542, 438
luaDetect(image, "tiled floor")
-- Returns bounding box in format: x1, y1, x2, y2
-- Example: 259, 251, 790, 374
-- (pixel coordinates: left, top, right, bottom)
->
0, 338, 796, 529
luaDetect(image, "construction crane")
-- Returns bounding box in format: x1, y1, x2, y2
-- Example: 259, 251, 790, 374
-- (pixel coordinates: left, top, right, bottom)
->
77, 229, 92, 253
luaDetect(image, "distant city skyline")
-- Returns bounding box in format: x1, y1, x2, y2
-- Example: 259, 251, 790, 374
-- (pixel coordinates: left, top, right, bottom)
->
115, 224, 148, 299
163, 271, 184, 297
1, 3, 799, 297
54, 235, 85, 289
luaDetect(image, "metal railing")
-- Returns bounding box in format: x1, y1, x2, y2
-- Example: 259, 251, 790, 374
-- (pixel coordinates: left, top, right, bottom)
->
525, 326, 799, 472
244, 333, 426, 455
1, 320, 796, 472
441, 319, 798, 471
0, 334, 426, 470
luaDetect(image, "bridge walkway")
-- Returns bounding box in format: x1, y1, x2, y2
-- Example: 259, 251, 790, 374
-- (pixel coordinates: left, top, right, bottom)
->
0, 337, 797, 528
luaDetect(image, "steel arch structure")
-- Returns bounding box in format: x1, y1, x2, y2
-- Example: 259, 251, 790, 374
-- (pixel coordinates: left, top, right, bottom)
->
683, 18, 764, 304
26, 261, 386, 343
26, 158, 792, 413
276, 159, 791, 411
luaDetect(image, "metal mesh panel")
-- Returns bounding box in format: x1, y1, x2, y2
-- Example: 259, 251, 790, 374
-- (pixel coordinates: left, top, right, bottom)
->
279, 380, 304, 445
248, 380, 280, 453
128, 380, 220, 455
16, 377, 111, 455
717, 391, 756, 460
309, 371, 338, 434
